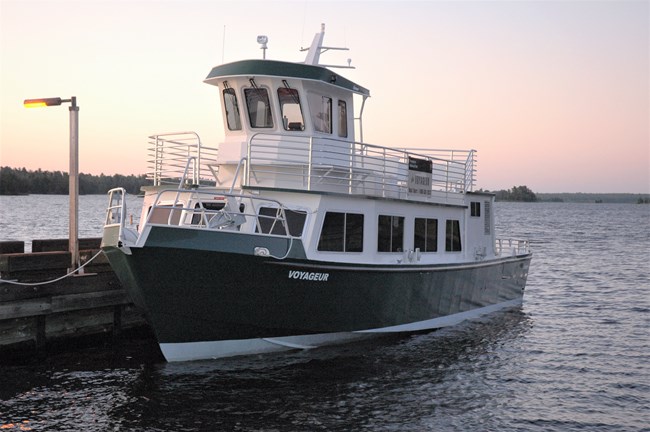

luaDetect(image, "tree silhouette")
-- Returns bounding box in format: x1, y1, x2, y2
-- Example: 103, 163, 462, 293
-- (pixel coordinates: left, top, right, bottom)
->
0, 166, 147, 195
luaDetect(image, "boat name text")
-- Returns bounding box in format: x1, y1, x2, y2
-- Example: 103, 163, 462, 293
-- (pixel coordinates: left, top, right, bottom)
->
288, 270, 330, 282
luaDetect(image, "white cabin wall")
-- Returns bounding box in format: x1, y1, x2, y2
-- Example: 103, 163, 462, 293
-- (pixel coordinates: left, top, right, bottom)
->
304, 194, 471, 265
464, 193, 496, 260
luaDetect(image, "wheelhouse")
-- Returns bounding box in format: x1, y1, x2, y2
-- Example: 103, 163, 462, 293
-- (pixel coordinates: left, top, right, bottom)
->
204, 59, 369, 138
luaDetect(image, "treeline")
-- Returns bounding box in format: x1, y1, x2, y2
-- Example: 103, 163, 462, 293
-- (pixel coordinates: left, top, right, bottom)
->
480, 185, 538, 202
480, 186, 649, 203
494, 185, 537, 202
0, 167, 148, 195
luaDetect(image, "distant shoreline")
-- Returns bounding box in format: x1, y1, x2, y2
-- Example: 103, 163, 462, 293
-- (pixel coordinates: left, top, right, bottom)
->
1, 166, 648, 203
2, 192, 647, 204
534, 193, 650, 204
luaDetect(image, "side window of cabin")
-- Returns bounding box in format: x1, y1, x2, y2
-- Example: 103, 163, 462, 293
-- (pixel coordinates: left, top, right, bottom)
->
338, 100, 348, 137
445, 219, 462, 252
147, 204, 182, 225
257, 207, 307, 237
378, 215, 404, 252
318, 212, 364, 252
308, 93, 332, 134
222, 88, 242, 131
278, 88, 305, 131
244, 88, 273, 128
414, 218, 438, 252
470, 202, 481, 217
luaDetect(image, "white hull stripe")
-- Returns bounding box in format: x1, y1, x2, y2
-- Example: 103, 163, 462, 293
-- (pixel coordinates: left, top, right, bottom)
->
159, 298, 522, 362
356, 298, 522, 332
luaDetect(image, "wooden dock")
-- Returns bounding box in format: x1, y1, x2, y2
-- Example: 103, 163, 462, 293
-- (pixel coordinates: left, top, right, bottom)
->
0, 238, 150, 358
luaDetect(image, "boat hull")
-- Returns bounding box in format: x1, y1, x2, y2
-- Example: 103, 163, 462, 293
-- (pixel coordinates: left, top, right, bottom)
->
103, 228, 531, 361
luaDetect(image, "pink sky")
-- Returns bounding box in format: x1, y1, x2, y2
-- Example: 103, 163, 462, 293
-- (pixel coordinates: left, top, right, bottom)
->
1, 0, 648, 193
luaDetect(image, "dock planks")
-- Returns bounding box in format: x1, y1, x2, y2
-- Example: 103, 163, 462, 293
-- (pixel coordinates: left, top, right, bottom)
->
0, 238, 149, 357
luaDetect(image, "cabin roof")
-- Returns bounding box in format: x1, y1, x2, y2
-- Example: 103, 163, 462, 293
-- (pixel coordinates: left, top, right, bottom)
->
204, 59, 370, 97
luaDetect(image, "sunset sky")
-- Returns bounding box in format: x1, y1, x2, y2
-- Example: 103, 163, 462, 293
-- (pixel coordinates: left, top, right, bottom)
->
1, 0, 648, 193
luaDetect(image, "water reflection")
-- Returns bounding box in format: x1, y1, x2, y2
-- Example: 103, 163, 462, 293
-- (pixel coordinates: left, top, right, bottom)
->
106, 307, 531, 431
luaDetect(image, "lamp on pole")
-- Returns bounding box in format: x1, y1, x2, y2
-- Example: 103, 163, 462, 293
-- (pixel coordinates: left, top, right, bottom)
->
24, 96, 80, 273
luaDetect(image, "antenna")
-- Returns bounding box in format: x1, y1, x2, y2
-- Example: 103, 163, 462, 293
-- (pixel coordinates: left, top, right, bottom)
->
303, 24, 326, 65
222, 25, 226, 63
301, 23, 354, 69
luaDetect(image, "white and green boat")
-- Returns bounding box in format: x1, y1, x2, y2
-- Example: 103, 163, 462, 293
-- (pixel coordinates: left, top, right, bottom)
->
101, 25, 532, 362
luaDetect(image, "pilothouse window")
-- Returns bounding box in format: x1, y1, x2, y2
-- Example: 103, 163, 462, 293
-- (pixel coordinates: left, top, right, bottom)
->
308, 93, 332, 134
244, 87, 273, 128
278, 88, 305, 131
338, 100, 347, 137
222, 88, 242, 131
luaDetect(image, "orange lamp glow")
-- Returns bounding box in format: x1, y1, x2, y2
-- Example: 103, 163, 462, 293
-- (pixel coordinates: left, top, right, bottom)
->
23, 97, 63, 108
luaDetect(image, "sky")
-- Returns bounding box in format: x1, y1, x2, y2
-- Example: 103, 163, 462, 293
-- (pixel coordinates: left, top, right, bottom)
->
1, 0, 648, 193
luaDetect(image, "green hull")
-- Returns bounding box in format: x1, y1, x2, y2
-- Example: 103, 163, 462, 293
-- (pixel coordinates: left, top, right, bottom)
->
103, 227, 531, 348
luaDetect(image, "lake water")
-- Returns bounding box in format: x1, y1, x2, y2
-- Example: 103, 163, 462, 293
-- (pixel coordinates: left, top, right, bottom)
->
0, 194, 143, 252
1, 196, 649, 431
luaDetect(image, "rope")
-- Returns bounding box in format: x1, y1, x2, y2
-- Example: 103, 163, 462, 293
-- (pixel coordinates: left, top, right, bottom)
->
268, 236, 294, 260
0, 250, 105, 286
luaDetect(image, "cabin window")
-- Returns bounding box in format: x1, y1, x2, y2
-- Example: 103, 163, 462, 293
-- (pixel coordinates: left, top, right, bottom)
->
222, 88, 242, 131
338, 100, 348, 137
378, 215, 404, 252
278, 88, 305, 131
308, 93, 332, 133
244, 87, 273, 128
445, 219, 462, 252
484, 201, 491, 235
257, 207, 307, 237
414, 218, 438, 252
318, 211, 364, 252
147, 204, 182, 225
471, 202, 481, 217
191, 201, 226, 225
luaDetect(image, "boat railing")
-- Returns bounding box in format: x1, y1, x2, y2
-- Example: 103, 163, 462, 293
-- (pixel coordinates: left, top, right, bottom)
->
495, 238, 530, 256
245, 133, 475, 203
146, 132, 219, 187
143, 188, 295, 239
103, 187, 139, 246
105, 187, 128, 227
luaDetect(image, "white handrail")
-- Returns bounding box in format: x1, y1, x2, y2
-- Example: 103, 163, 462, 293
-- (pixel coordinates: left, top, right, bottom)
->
244, 133, 475, 203
143, 189, 296, 239
145, 130, 476, 203
146, 132, 218, 186
495, 238, 530, 256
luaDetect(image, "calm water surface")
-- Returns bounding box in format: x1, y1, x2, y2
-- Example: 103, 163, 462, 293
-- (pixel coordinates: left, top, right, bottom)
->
1, 197, 649, 431
0, 194, 142, 252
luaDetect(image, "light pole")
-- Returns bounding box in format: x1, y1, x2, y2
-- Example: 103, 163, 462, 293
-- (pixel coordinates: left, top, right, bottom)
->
24, 97, 80, 273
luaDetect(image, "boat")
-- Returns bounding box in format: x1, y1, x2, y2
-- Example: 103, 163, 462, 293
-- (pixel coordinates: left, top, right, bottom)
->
101, 24, 532, 362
